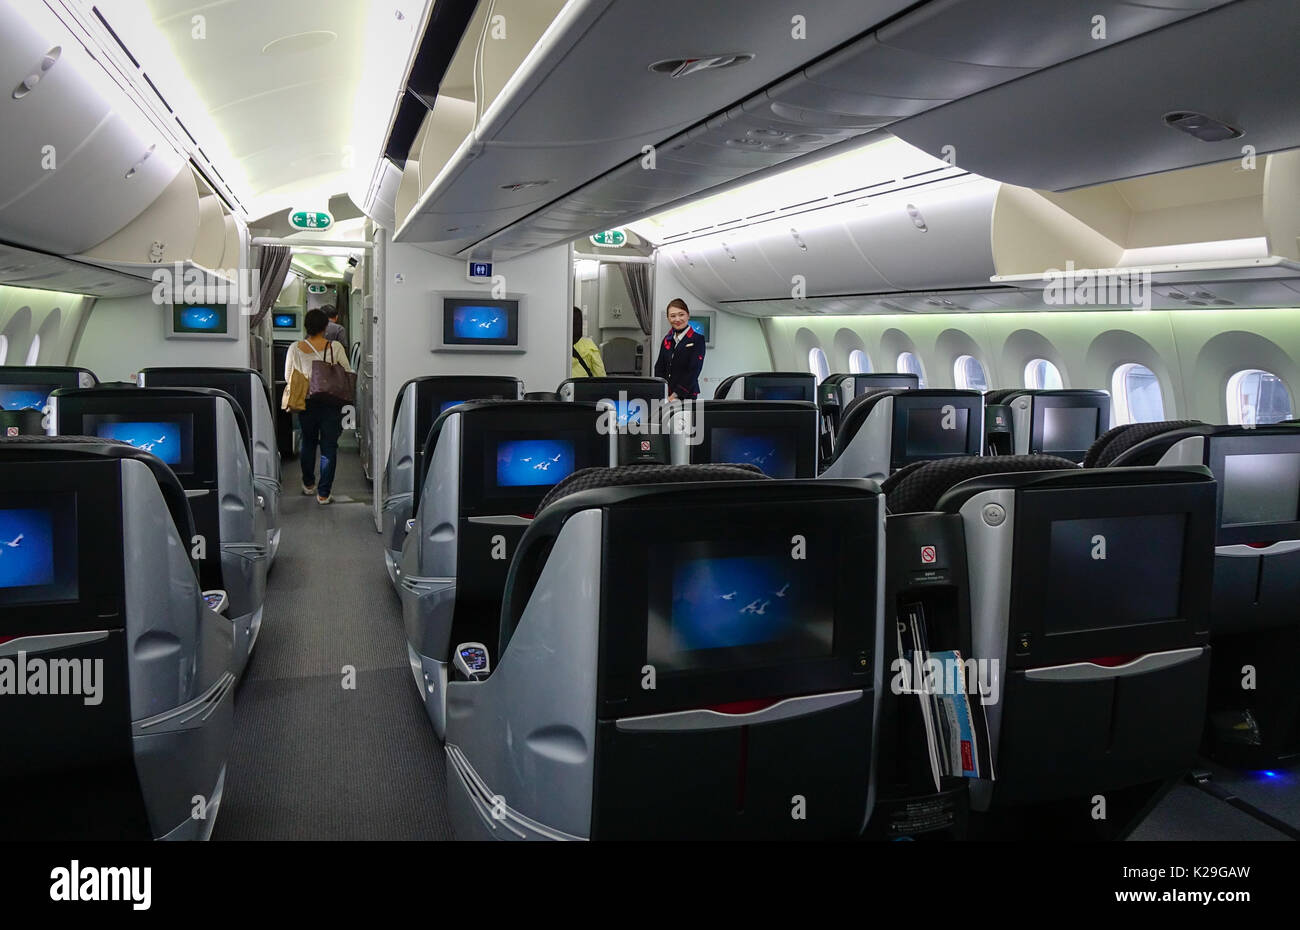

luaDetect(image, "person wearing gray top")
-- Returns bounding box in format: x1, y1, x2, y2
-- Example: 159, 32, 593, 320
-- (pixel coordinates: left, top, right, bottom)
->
322, 305, 346, 344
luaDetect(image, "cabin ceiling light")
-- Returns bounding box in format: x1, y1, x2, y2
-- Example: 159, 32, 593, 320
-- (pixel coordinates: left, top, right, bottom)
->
1163, 111, 1243, 142
648, 54, 754, 78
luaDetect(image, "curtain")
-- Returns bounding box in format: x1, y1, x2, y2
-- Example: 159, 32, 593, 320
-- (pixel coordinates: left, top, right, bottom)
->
252, 245, 292, 329
618, 262, 652, 336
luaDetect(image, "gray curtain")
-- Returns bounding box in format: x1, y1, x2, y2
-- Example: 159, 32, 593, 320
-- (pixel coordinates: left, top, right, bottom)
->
618, 262, 652, 336
252, 245, 292, 328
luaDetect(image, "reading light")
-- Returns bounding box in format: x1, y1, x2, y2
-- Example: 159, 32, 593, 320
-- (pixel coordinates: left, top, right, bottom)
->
1163, 111, 1243, 142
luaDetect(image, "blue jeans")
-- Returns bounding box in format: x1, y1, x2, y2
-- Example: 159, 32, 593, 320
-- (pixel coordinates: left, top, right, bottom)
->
298, 400, 343, 496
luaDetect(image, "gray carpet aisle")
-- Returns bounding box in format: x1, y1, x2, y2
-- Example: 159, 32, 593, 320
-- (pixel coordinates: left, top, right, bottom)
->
213, 440, 452, 840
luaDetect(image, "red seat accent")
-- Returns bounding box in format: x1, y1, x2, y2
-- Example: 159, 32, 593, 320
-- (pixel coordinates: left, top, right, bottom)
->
704, 698, 781, 715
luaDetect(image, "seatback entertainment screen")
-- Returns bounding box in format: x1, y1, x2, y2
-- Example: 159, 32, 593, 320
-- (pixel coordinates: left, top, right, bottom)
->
0, 384, 51, 412
1044, 513, 1185, 634
1221, 452, 1300, 525
84, 414, 196, 473
494, 438, 575, 488
905, 407, 969, 457
0, 494, 79, 607
710, 427, 797, 478
647, 541, 834, 673
1042, 406, 1100, 453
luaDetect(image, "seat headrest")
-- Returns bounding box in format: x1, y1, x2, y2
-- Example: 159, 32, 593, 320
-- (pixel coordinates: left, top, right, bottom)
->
825, 389, 900, 466
0, 436, 197, 569
537, 462, 765, 514
1083, 420, 1204, 468
411, 400, 600, 517
882, 454, 1079, 514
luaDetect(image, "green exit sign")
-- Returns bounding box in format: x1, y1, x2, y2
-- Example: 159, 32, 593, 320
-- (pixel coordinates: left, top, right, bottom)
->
289, 209, 333, 231
590, 229, 626, 247
307, 284, 328, 294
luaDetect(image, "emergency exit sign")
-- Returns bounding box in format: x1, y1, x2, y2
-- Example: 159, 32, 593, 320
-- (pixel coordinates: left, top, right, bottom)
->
590, 229, 626, 247
307, 284, 328, 294
289, 209, 333, 231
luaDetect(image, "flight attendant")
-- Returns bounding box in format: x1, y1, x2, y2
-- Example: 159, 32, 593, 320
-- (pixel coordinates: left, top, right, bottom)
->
653, 298, 706, 401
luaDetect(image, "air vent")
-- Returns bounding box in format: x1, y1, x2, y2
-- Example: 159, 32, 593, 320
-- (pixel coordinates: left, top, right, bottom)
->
501, 180, 551, 192
648, 54, 753, 78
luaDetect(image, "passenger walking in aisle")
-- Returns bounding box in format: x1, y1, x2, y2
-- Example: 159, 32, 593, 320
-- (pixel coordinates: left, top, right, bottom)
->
286, 308, 353, 504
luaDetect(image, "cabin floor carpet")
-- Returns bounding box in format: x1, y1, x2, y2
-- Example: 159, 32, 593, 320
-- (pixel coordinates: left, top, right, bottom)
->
213, 440, 452, 840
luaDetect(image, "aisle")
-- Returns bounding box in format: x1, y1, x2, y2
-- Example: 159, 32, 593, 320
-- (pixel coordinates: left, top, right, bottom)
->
213, 444, 452, 840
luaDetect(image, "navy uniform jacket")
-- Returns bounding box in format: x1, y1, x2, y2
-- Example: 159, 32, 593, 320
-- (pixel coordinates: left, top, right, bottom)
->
653, 325, 706, 399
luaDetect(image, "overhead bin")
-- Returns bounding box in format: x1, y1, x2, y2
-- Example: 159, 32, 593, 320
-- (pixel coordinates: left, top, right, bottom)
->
664, 175, 1000, 303
383, 0, 1235, 261
0, 0, 184, 256
890, 0, 1296, 192
660, 147, 1300, 312
393, 0, 922, 254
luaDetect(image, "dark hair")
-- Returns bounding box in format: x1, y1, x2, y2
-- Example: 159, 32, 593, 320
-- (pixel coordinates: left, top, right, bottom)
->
572, 306, 584, 344
324, 306, 339, 320
666, 298, 689, 316
304, 308, 329, 336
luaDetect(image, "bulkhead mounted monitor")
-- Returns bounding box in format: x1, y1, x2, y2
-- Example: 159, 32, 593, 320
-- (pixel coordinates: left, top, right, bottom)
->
167, 303, 237, 340
433, 294, 525, 353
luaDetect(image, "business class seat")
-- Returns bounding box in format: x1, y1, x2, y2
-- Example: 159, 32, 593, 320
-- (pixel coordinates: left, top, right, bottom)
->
139, 367, 283, 564
0, 366, 98, 437
713, 371, 817, 401
1101, 422, 1300, 766
396, 401, 613, 739
51, 386, 268, 674
665, 399, 820, 477
0, 436, 235, 840
558, 376, 671, 465
820, 389, 984, 480
984, 389, 1111, 462
445, 463, 885, 840
382, 376, 523, 586
882, 456, 1216, 837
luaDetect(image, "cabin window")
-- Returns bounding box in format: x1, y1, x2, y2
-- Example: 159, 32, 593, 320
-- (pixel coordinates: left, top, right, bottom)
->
954, 355, 988, 392
808, 347, 830, 384
1024, 357, 1063, 390
1226, 369, 1293, 426
896, 352, 925, 387
24, 334, 40, 366
0, 335, 7, 364
848, 349, 870, 374
1111, 363, 1164, 424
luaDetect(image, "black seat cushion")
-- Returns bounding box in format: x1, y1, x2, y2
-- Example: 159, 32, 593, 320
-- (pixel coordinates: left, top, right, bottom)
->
538, 463, 765, 513
0, 436, 197, 564
1084, 420, 1203, 468
882, 454, 1079, 514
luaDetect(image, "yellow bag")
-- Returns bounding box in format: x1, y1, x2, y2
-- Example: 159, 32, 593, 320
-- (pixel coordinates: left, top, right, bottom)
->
282, 366, 309, 412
